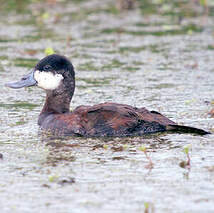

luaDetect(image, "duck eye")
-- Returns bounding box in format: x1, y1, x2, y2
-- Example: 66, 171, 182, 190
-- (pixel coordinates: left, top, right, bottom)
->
43, 65, 52, 71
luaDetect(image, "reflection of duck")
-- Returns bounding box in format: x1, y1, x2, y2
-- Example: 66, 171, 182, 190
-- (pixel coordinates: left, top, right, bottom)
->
6, 54, 209, 136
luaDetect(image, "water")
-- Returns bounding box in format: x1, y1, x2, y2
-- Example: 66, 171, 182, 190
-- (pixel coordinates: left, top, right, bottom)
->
0, 0, 214, 212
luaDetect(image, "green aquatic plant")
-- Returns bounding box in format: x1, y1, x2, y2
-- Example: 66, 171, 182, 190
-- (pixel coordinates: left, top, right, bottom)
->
207, 45, 214, 50
77, 62, 100, 71
102, 24, 203, 36
48, 174, 59, 182
78, 77, 111, 86
144, 202, 149, 213
15, 120, 26, 126
122, 144, 129, 150
0, 0, 32, 13
139, 145, 154, 169
0, 38, 18, 43
179, 144, 192, 169
119, 46, 146, 53
103, 144, 108, 150
102, 59, 125, 70
0, 56, 8, 60
0, 101, 38, 110
144, 202, 154, 213
45, 47, 55, 56
124, 66, 139, 72
13, 58, 38, 68
138, 0, 212, 17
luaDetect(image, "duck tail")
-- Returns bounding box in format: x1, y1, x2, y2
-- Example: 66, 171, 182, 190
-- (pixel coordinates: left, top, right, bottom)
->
167, 124, 210, 135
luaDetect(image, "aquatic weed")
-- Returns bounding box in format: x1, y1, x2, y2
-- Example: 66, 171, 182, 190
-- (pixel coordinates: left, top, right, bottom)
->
139, 146, 154, 169
144, 202, 154, 213
179, 144, 192, 169
0, 101, 38, 110
45, 47, 55, 56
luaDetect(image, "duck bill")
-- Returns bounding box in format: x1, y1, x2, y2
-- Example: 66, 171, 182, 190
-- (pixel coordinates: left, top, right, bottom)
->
5, 70, 37, 89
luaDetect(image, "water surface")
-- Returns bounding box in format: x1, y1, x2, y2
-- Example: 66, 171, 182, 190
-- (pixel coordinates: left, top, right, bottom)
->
0, 0, 214, 212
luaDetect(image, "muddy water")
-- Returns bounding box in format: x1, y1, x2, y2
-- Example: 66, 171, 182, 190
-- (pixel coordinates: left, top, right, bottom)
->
0, 0, 214, 212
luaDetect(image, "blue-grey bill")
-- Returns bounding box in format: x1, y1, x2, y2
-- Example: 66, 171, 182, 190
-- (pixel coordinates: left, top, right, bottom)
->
5, 70, 37, 89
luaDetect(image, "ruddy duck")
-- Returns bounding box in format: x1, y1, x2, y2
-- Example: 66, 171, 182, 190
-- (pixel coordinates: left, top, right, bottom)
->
6, 54, 209, 136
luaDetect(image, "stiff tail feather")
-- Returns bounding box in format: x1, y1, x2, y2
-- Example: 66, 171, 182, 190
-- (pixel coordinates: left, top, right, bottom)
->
167, 124, 210, 135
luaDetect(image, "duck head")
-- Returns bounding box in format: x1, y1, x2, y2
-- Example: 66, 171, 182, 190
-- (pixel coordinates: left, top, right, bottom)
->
6, 54, 75, 114
6, 54, 75, 91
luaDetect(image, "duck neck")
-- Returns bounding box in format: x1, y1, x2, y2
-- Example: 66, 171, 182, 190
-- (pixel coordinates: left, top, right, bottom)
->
41, 81, 75, 115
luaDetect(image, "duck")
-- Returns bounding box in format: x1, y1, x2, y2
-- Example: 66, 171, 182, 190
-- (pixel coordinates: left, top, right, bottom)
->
6, 54, 210, 137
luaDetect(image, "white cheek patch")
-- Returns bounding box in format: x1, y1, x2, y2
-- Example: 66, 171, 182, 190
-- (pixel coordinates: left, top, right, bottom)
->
34, 70, 63, 90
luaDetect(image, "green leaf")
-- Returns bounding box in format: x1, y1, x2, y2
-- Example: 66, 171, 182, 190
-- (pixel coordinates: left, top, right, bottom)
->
45, 47, 55, 56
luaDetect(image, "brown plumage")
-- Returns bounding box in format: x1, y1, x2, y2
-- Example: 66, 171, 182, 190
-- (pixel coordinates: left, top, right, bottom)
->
6, 54, 210, 137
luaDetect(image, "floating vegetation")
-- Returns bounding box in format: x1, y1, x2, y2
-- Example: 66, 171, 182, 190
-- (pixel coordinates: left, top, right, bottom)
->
102, 59, 125, 70
119, 46, 146, 53
124, 66, 139, 72
78, 77, 112, 86
138, 0, 212, 17
9, 119, 27, 127
0, 101, 38, 110
45, 47, 55, 56
0, 0, 32, 13
154, 83, 175, 89
119, 44, 167, 54
77, 62, 100, 71
15, 120, 26, 126
48, 174, 59, 182
13, 58, 38, 68
0, 55, 8, 60
102, 24, 203, 36
15, 18, 37, 26
135, 22, 163, 27
0, 38, 18, 43
103, 144, 108, 149
207, 45, 214, 50
71, 52, 94, 59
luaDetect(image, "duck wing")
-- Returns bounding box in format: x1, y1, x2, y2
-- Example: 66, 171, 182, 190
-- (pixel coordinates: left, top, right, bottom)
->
138, 108, 210, 135
64, 102, 173, 136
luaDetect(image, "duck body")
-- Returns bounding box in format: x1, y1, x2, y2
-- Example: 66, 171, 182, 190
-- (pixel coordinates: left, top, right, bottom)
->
6, 54, 209, 137
38, 102, 176, 137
